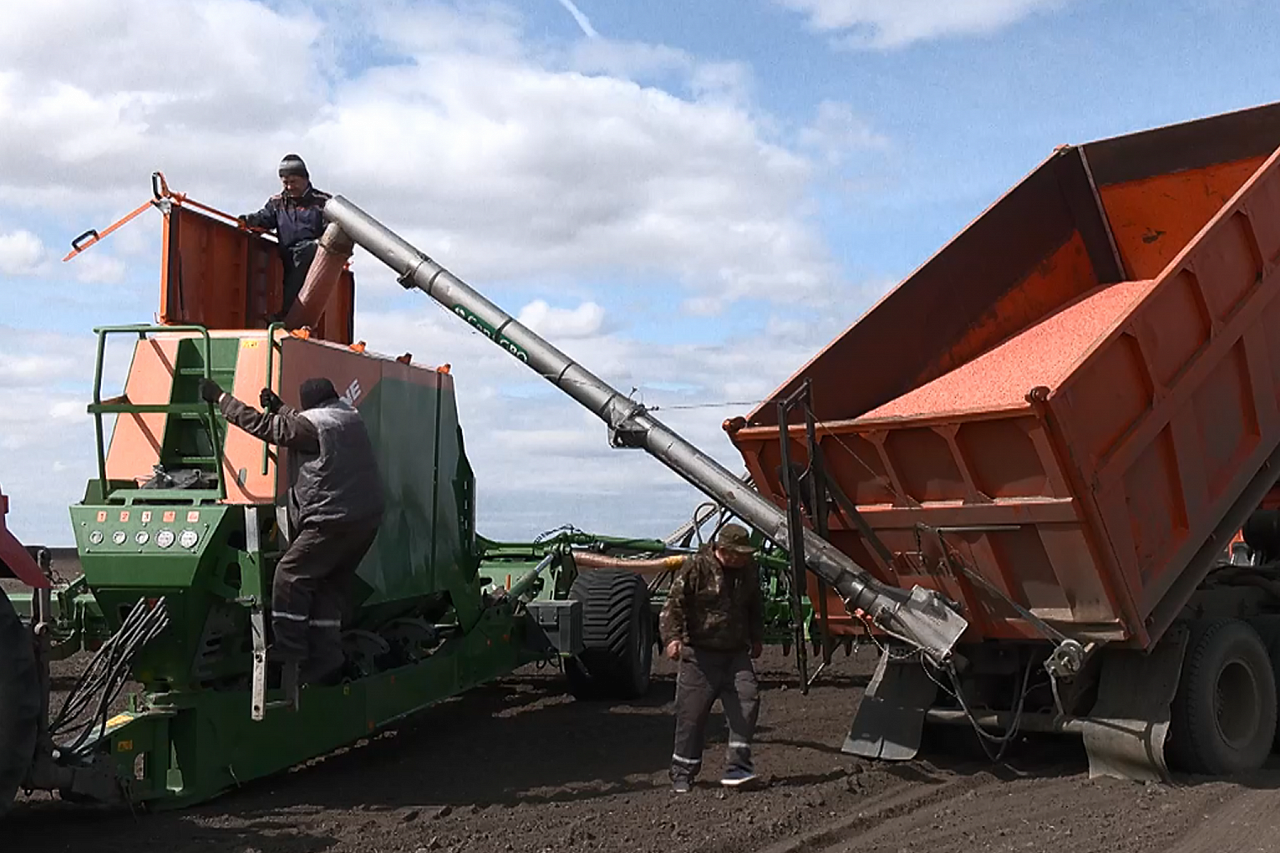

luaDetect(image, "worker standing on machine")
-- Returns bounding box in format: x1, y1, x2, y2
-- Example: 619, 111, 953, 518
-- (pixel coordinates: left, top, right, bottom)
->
659, 523, 764, 792
238, 154, 331, 321
198, 376, 385, 686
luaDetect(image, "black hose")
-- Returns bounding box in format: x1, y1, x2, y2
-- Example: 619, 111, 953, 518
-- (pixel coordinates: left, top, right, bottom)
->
947, 653, 1036, 764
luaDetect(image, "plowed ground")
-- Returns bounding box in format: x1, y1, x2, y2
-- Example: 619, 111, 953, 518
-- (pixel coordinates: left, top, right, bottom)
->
10, 647, 1280, 853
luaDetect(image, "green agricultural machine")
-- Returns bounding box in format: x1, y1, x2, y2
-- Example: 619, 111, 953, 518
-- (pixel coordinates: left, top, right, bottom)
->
0, 179, 845, 814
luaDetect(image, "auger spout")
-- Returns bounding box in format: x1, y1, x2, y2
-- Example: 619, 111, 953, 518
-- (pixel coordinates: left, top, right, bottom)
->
321, 195, 969, 663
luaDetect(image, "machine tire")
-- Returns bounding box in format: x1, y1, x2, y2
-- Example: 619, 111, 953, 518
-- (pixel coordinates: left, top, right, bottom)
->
0, 591, 40, 816
565, 570, 653, 700
1246, 615, 1280, 751
1169, 618, 1276, 776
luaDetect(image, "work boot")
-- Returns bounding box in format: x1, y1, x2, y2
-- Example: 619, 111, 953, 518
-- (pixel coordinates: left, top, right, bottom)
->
720, 765, 757, 788
672, 777, 692, 794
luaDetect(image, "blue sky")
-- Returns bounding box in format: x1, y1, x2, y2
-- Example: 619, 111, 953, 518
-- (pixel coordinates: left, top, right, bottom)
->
2, 0, 1279, 544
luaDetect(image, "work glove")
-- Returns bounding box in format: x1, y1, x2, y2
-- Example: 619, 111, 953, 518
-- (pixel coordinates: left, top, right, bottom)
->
198, 378, 223, 404
260, 388, 284, 413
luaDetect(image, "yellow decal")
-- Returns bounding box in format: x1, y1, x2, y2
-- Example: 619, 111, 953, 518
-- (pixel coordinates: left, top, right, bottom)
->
106, 713, 133, 728
117, 740, 134, 753
242, 340, 261, 349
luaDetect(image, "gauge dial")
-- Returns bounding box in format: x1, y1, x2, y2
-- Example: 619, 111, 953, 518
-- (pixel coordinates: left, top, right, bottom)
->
135, 530, 150, 545
179, 529, 199, 549
88, 530, 103, 545
156, 529, 175, 549
112, 530, 127, 545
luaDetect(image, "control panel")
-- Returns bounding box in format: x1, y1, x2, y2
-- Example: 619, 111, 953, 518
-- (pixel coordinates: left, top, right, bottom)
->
77, 506, 215, 555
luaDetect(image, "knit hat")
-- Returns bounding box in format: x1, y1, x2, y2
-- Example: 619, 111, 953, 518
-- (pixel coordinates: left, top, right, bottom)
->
299, 377, 338, 410
279, 153, 309, 179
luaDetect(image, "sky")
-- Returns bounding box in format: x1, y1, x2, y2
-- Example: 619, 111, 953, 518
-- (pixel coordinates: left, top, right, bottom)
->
2, 0, 1279, 544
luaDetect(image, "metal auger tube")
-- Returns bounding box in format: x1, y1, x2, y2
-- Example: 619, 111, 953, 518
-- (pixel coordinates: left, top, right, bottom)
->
321, 195, 969, 662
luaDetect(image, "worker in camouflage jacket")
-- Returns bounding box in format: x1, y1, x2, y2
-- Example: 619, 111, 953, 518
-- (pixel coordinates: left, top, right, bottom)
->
238, 154, 331, 321
198, 375, 385, 687
659, 523, 764, 792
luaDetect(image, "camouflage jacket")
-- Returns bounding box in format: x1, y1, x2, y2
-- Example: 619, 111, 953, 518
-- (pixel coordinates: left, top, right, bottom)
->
659, 544, 764, 652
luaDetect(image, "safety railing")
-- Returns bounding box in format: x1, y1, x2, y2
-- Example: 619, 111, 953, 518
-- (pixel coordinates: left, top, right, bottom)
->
261, 322, 285, 476
88, 324, 227, 503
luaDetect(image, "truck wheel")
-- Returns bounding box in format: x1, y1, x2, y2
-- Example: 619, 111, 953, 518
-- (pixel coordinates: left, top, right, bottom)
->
1169, 619, 1276, 775
565, 570, 653, 700
0, 592, 40, 816
1245, 616, 1280, 751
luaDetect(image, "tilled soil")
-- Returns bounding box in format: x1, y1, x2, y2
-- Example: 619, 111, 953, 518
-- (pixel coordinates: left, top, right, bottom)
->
9, 646, 1280, 853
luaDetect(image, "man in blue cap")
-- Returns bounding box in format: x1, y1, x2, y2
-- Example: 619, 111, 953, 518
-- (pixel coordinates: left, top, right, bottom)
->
239, 154, 332, 320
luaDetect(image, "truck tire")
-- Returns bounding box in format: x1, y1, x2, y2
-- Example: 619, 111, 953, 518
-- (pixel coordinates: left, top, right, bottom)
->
565, 570, 653, 700
1169, 618, 1276, 775
0, 592, 39, 816
1246, 616, 1280, 751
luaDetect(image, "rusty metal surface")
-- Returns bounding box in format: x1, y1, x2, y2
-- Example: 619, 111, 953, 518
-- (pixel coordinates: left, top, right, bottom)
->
160, 205, 355, 344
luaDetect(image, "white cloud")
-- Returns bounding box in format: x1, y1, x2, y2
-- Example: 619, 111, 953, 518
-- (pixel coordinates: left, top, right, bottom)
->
0, 230, 47, 275
516, 299, 606, 338
71, 252, 127, 284
569, 39, 693, 81
799, 100, 889, 165
777, 0, 1068, 48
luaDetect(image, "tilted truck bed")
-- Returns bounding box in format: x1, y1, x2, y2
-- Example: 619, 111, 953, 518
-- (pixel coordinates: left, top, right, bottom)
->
731, 101, 1280, 651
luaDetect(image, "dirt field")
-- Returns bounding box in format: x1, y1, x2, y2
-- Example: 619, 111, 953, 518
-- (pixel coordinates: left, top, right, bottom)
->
9, 645, 1280, 853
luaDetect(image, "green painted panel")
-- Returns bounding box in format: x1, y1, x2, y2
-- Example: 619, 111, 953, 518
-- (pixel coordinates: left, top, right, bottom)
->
349, 375, 480, 625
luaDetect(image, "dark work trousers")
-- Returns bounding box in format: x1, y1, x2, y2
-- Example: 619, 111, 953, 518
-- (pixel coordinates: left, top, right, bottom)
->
279, 239, 318, 319
670, 647, 760, 782
272, 518, 379, 680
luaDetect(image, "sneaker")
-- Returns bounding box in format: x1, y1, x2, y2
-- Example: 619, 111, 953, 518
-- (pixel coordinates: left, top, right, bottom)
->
672, 778, 692, 794
720, 766, 757, 788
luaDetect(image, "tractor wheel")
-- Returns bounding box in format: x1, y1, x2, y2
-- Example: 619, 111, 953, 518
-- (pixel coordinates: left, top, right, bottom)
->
0, 591, 40, 816
565, 570, 654, 700
1169, 618, 1277, 775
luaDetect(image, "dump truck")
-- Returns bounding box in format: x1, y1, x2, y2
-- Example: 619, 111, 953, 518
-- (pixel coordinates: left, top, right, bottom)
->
726, 99, 1280, 780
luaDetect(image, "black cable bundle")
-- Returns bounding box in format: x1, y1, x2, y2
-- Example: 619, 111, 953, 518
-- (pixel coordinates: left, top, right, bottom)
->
50, 597, 169, 754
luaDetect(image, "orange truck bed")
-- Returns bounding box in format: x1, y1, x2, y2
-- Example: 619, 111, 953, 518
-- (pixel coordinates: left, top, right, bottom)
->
731, 101, 1280, 651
